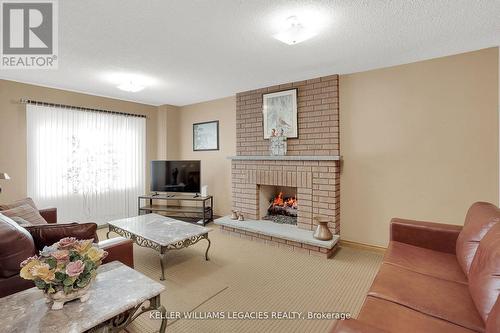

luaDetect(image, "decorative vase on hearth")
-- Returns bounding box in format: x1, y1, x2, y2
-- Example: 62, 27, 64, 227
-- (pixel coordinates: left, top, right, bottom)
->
313, 216, 333, 241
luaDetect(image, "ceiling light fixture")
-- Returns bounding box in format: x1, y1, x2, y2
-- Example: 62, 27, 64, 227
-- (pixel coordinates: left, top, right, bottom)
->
102, 72, 157, 93
117, 81, 145, 93
273, 16, 317, 45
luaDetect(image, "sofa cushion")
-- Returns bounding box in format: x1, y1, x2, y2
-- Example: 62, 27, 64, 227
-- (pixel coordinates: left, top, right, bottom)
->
486, 298, 500, 333
468, 223, 500, 323
0, 214, 36, 279
25, 223, 98, 251
0, 197, 38, 211
358, 296, 476, 333
9, 216, 33, 227
456, 202, 500, 276
368, 263, 484, 332
384, 241, 467, 284
0, 204, 47, 225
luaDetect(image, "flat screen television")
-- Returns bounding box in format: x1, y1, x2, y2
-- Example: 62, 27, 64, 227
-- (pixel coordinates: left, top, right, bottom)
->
151, 160, 201, 193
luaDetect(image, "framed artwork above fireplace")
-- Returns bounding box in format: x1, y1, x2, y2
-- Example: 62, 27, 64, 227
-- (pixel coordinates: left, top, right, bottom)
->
262, 89, 298, 139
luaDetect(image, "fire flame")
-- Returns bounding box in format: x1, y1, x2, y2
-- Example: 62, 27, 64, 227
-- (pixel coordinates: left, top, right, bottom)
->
272, 192, 297, 209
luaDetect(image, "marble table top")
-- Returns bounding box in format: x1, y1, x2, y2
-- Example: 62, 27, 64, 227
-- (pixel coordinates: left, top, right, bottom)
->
0, 261, 165, 333
108, 213, 212, 247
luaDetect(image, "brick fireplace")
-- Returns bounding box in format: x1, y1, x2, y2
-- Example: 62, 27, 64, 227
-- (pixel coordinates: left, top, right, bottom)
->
217, 74, 340, 258
231, 159, 340, 233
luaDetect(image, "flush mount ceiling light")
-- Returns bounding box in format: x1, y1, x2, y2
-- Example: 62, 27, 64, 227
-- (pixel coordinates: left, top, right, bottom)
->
273, 15, 317, 45
117, 81, 145, 93
102, 72, 157, 93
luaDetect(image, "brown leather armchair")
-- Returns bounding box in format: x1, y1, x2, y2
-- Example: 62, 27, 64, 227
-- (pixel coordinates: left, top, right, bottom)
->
0, 209, 134, 298
331, 202, 500, 333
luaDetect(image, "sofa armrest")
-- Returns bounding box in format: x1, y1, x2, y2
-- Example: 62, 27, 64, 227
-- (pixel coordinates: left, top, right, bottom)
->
25, 223, 98, 251
390, 218, 462, 254
99, 237, 134, 268
329, 320, 387, 333
39, 208, 57, 224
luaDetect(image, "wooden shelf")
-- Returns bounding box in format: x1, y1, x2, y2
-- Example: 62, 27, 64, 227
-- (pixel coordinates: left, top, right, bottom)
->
138, 194, 212, 202
139, 205, 211, 214
138, 194, 214, 225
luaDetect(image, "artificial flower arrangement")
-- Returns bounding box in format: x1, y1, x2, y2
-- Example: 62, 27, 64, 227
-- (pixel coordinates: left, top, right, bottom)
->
20, 237, 108, 309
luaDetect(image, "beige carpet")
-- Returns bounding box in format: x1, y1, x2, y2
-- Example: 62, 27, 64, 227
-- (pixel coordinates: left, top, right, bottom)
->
98, 226, 383, 333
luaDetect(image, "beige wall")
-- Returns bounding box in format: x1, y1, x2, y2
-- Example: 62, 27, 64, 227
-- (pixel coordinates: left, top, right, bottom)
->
340, 47, 499, 247
164, 97, 236, 216
0, 80, 158, 204
2, 47, 498, 246
156, 104, 180, 159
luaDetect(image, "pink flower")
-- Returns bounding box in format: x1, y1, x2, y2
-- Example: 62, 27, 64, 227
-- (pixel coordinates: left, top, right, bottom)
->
57, 237, 77, 249
65, 260, 85, 277
51, 250, 69, 262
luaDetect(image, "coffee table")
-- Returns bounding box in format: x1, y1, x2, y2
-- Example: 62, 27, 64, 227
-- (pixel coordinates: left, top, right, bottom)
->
107, 213, 212, 280
0, 261, 166, 333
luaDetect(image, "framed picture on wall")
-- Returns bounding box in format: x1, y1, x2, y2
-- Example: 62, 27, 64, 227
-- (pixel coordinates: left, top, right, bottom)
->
193, 120, 219, 151
262, 88, 298, 139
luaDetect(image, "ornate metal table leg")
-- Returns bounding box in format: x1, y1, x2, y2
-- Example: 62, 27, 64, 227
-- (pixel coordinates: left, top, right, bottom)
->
158, 305, 167, 333
106, 227, 112, 239
205, 235, 211, 261
86, 295, 166, 333
159, 250, 167, 281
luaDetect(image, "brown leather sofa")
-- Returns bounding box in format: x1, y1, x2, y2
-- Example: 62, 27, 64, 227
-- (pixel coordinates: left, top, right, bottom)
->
331, 202, 500, 333
0, 208, 134, 298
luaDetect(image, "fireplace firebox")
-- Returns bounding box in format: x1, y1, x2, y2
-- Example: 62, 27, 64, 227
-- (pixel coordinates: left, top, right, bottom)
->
259, 185, 297, 225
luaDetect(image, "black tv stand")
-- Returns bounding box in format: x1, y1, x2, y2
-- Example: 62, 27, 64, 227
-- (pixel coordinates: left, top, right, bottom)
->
138, 194, 213, 225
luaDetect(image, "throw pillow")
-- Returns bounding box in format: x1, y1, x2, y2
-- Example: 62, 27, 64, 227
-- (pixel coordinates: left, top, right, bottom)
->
9, 216, 33, 227
1, 204, 48, 225
0, 197, 38, 211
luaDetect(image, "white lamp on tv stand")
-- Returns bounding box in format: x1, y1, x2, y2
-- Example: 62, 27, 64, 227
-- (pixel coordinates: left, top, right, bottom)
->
200, 185, 208, 197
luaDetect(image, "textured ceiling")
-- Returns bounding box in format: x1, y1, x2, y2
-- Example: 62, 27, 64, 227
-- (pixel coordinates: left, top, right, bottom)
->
1, 0, 499, 106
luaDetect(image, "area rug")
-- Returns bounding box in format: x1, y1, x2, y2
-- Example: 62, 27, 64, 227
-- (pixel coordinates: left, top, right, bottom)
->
98, 225, 383, 333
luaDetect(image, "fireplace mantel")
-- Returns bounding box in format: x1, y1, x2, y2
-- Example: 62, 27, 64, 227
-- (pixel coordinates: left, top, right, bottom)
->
227, 155, 341, 161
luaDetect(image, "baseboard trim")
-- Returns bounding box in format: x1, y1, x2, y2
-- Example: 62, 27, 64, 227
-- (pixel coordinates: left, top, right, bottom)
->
339, 239, 387, 254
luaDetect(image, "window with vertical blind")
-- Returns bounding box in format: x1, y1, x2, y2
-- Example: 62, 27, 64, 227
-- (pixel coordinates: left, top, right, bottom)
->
26, 104, 146, 224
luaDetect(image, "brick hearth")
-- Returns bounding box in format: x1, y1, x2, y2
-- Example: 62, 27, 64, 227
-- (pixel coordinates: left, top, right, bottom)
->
215, 217, 339, 259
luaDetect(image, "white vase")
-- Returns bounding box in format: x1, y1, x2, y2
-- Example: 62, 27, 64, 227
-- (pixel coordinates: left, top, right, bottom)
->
269, 136, 287, 156
45, 280, 93, 310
